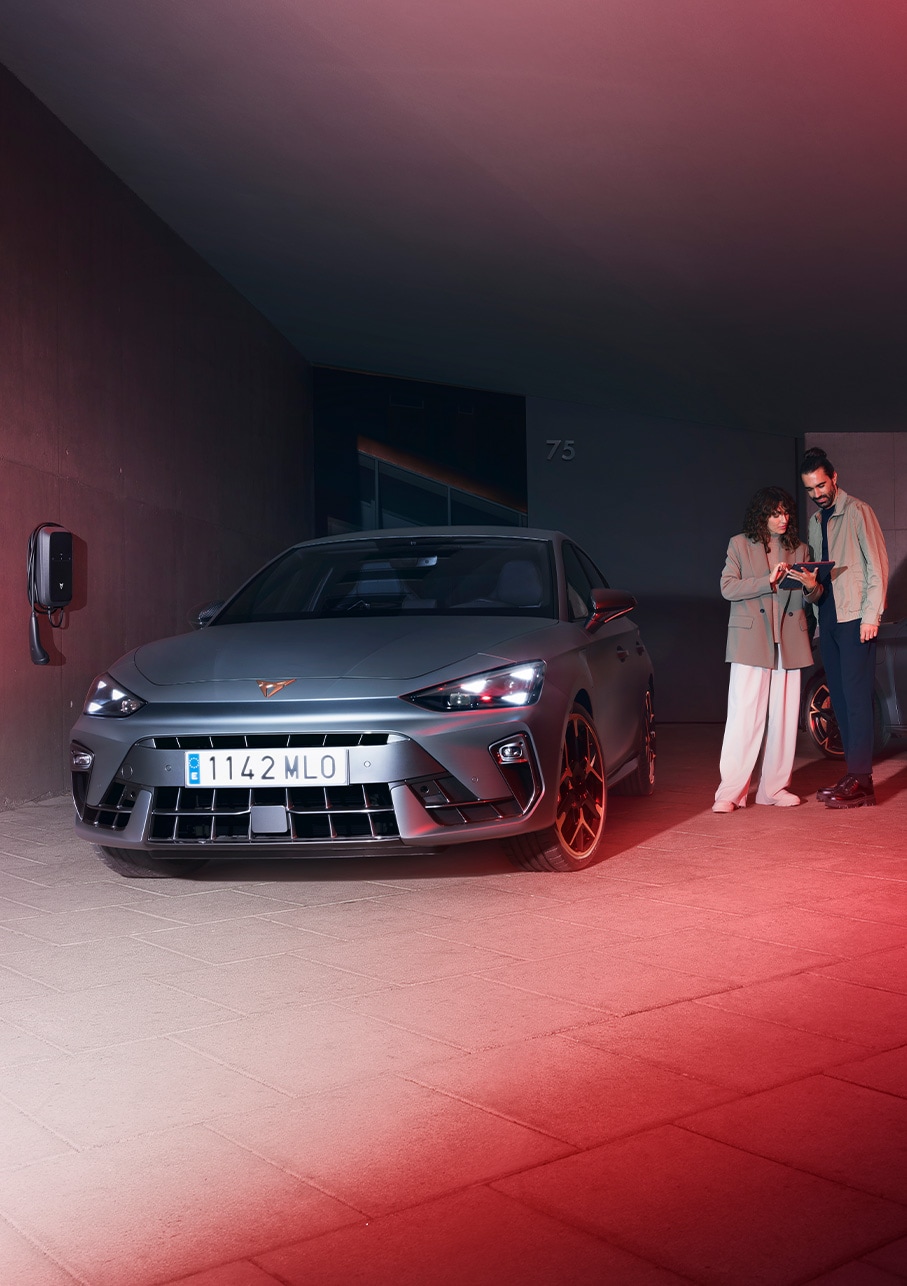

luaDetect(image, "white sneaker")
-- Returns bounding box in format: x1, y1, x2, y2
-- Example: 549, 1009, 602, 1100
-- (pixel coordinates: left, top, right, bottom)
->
758, 790, 801, 807
712, 801, 736, 813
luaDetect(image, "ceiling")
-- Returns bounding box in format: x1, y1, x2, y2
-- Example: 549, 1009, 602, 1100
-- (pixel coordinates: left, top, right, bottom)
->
2, 0, 906, 430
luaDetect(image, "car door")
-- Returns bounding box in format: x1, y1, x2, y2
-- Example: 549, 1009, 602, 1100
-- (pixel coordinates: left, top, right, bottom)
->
561, 542, 643, 771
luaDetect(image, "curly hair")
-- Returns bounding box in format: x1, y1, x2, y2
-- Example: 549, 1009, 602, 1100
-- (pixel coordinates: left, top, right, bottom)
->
742, 486, 801, 553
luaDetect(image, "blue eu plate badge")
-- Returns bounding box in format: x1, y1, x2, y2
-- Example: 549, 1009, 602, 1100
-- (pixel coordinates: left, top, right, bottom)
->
187, 753, 201, 786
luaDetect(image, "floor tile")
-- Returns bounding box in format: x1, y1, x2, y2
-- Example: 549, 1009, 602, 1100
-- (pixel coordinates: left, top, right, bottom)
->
679, 1074, 907, 1202
813, 945, 907, 994
863, 1234, 907, 1276
0, 1096, 74, 1171
408, 1032, 734, 1147
494, 1125, 907, 1286
0, 933, 217, 991
0, 1036, 291, 1148
298, 928, 514, 983
0, 1019, 62, 1069
256, 1185, 690, 1285
801, 1261, 906, 1284
829, 1045, 907, 1098
695, 973, 907, 1048
159, 951, 390, 1013
0, 977, 238, 1051
0, 1126, 359, 1286
260, 894, 458, 941
211, 1074, 570, 1216
0, 1218, 81, 1286
606, 926, 837, 985
335, 974, 599, 1050
568, 1001, 871, 1092
478, 949, 721, 1015
135, 915, 333, 963
1, 904, 184, 945
162, 1265, 285, 1286
715, 906, 907, 957
175, 1002, 460, 1095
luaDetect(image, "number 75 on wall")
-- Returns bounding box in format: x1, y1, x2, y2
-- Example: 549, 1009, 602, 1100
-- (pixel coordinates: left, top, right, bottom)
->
546, 439, 576, 461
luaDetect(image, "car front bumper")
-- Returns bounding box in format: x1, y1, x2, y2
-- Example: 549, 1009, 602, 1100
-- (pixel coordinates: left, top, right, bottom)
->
70, 697, 553, 856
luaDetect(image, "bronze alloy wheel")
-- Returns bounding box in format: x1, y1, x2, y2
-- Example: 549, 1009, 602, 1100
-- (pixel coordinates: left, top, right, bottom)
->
503, 704, 608, 872
804, 676, 844, 758
555, 709, 607, 857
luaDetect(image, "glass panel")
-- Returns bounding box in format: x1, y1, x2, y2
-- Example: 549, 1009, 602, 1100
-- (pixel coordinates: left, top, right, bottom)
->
377, 463, 447, 528
562, 543, 595, 622
216, 537, 557, 622
450, 491, 524, 527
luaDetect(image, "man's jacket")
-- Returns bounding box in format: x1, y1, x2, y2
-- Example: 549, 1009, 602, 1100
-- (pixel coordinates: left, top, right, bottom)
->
807, 488, 888, 625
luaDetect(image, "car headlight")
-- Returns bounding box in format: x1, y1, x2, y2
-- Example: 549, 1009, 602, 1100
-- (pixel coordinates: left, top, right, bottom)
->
404, 662, 546, 712
83, 673, 146, 717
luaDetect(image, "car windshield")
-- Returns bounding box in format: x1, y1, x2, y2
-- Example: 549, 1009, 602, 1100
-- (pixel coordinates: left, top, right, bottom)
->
215, 536, 558, 624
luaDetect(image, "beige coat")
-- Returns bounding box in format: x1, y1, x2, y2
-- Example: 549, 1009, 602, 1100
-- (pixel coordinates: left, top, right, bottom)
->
721, 533, 813, 669
806, 487, 889, 625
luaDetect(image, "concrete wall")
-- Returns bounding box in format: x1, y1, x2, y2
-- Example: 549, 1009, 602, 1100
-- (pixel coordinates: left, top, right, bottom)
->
0, 66, 313, 808
526, 398, 799, 722
803, 433, 907, 622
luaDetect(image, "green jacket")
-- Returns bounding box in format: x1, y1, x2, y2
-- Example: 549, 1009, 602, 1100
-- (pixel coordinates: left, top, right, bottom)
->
806, 488, 888, 626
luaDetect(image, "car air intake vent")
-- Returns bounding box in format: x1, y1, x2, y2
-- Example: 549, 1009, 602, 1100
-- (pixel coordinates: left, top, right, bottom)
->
141, 733, 397, 751
76, 780, 140, 831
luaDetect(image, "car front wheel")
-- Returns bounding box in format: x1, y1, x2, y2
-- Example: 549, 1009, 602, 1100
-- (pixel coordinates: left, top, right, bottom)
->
97, 847, 209, 879
504, 705, 607, 872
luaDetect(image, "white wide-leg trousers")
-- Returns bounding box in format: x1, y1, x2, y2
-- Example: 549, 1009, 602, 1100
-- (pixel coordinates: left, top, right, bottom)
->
714, 652, 801, 807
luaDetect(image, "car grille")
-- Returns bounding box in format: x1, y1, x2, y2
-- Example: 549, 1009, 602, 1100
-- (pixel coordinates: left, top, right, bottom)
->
147, 783, 400, 843
139, 733, 396, 750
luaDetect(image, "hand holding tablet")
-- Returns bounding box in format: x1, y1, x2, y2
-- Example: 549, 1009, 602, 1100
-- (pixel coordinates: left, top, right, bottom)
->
778, 560, 834, 591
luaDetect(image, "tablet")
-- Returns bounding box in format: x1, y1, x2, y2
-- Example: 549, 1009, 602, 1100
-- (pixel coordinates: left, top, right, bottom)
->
778, 561, 834, 591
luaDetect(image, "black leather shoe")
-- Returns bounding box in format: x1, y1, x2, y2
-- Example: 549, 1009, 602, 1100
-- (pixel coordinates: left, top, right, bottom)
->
816, 776, 849, 803
826, 775, 875, 809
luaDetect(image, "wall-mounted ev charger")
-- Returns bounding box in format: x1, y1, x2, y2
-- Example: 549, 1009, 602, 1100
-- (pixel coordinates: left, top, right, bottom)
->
27, 523, 73, 664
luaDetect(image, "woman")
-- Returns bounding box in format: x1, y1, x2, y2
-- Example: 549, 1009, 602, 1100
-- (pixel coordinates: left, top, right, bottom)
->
713, 486, 813, 812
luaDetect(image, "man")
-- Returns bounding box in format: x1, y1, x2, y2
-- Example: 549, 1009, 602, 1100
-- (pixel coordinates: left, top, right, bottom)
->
792, 447, 888, 808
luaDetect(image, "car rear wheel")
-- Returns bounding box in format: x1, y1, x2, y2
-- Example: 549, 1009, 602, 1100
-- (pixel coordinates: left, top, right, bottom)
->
97, 847, 209, 879
504, 705, 607, 872
613, 688, 655, 796
803, 673, 889, 761
803, 674, 844, 759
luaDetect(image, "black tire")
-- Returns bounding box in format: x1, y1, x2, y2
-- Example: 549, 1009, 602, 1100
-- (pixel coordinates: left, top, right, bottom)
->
504, 705, 607, 872
97, 847, 209, 879
802, 673, 888, 760
613, 687, 656, 796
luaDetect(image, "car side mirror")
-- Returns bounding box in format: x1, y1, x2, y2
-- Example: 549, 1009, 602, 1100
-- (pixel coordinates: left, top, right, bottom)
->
188, 601, 224, 630
585, 587, 637, 632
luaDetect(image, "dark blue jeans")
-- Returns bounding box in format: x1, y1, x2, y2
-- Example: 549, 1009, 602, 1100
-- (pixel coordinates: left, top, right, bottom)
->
819, 618, 876, 776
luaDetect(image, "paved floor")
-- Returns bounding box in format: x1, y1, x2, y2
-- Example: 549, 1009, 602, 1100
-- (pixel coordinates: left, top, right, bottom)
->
0, 726, 906, 1286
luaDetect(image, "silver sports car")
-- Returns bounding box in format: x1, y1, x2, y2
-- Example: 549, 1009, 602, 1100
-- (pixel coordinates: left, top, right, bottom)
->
70, 528, 655, 877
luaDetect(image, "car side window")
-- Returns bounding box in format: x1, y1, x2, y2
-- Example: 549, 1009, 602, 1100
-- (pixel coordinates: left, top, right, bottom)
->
574, 546, 609, 592
562, 544, 596, 622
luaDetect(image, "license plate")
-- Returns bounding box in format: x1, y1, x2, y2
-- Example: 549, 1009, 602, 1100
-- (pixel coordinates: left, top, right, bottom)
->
185, 749, 349, 788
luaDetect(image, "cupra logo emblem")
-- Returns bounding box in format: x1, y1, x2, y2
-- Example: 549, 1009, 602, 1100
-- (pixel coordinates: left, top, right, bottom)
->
257, 679, 296, 698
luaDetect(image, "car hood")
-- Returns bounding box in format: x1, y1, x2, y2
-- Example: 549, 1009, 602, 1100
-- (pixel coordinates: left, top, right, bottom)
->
131, 616, 556, 687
